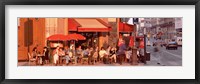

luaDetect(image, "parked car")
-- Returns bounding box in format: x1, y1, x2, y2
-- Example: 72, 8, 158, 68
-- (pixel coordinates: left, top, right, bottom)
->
166, 42, 178, 50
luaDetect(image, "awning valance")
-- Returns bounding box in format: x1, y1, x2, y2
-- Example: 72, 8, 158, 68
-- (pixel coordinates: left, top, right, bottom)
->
68, 18, 111, 32
119, 22, 135, 32
68, 18, 81, 31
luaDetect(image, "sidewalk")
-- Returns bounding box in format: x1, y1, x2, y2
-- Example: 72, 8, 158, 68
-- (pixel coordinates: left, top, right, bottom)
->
18, 61, 147, 66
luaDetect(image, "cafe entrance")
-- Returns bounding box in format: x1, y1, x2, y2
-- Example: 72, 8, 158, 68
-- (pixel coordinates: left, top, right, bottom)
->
75, 32, 99, 49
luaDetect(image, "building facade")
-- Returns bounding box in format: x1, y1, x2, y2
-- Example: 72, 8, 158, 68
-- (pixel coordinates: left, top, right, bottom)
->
18, 18, 136, 61
18, 18, 45, 61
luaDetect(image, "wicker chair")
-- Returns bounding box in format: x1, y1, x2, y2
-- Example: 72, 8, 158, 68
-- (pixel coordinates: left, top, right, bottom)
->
28, 53, 37, 66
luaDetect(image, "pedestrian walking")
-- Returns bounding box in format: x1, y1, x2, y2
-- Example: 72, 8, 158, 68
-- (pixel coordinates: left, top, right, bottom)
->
154, 42, 163, 65
117, 40, 126, 65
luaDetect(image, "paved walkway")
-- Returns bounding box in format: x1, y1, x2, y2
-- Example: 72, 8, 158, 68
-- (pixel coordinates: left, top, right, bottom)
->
18, 61, 146, 66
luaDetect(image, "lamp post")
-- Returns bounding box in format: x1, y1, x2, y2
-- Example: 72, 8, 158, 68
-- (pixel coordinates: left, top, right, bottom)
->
143, 27, 147, 64
131, 18, 138, 65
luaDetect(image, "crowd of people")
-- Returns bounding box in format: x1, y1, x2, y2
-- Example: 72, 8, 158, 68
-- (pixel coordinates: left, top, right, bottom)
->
30, 39, 147, 66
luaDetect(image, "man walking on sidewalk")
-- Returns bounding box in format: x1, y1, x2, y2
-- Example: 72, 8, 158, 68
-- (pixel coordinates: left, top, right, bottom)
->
154, 41, 164, 65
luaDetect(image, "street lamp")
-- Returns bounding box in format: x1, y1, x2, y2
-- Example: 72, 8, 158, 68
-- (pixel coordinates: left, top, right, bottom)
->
143, 27, 147, 64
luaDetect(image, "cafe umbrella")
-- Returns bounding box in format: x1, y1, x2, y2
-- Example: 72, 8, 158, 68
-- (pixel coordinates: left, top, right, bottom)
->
65, 33, 86, 49
47, 34, 70, 48
47, 34, 69, 41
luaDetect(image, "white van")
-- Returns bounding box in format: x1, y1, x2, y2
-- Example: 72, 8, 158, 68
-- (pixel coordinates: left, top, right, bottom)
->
176, 37, 182, 46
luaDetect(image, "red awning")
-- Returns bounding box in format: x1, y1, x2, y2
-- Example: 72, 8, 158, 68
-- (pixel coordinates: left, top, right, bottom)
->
68, 18, 81, 31
68, 18, 111, 32
119, 22, 135, 32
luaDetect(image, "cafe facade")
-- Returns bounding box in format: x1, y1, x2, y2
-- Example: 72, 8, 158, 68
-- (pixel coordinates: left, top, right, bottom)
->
18, 18, 136, 61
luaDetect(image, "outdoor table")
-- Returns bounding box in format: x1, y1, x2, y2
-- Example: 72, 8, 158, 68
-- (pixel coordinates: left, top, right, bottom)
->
37, 54, 44, 65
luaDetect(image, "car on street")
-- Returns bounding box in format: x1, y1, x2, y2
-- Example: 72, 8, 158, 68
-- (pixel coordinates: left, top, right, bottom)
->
166, 41, 178, 50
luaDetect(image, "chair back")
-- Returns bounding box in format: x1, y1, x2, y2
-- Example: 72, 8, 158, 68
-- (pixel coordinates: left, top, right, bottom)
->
28, 52, 32, 60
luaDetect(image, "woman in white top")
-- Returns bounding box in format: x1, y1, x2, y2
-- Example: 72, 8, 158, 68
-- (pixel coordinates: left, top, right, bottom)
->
99, 47, 107, 58
53, 46, 59, 65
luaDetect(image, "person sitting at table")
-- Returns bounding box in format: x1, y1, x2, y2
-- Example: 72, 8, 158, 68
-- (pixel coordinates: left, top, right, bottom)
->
109, 47, 117, 63
81, 47, 89, 64
99, 47, 107, 63
125, 47, 132, 63
76, 46, 83, 63
58, 47, 65, 64
59, 48, 65, 56
37, 51, 43, 65
104, 46, 111, 64
94, 46, 99, 62
53, 46, 60, 65
43, 47, 49, 64
31, 47, 39, 65
69, 45, 77, 64
64, 46, 70, 65
88, 47, 95, 65
32, 47, 38, 59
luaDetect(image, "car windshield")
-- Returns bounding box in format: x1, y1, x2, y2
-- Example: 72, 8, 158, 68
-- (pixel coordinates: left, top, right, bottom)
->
169, 42, 176, 44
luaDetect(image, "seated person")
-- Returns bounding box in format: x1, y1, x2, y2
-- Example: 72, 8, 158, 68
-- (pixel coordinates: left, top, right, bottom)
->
81, 47, 90, 64
43, 47, 49, 64
99, 47, 107, 58
58, 48, 65, 64
76, 46, 83, 63
109, 47, 117, 63
64, 46, 70, 65
32, 47, 38, 59
82, 48, 89, 58
58, 48, 65, 56
69, 45, 77, 64
88, 47, 95, 64
99, 47, 108, 64
125, 47, 132, 63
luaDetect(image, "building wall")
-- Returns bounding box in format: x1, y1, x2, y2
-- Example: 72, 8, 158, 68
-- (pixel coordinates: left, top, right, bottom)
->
45, 18, 68, 47
175, 18, 182, 29
98, 18, 118, 48
57, 18, 65, 34
18, 18, 45, 61
45, 18, 58, 38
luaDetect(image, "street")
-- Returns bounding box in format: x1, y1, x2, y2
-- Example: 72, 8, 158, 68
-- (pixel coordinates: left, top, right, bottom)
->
145, 38, 182, 66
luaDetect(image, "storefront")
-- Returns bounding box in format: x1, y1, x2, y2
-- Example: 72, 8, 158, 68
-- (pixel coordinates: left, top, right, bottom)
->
118, 20, 136, 47
68, 18, 111, 49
